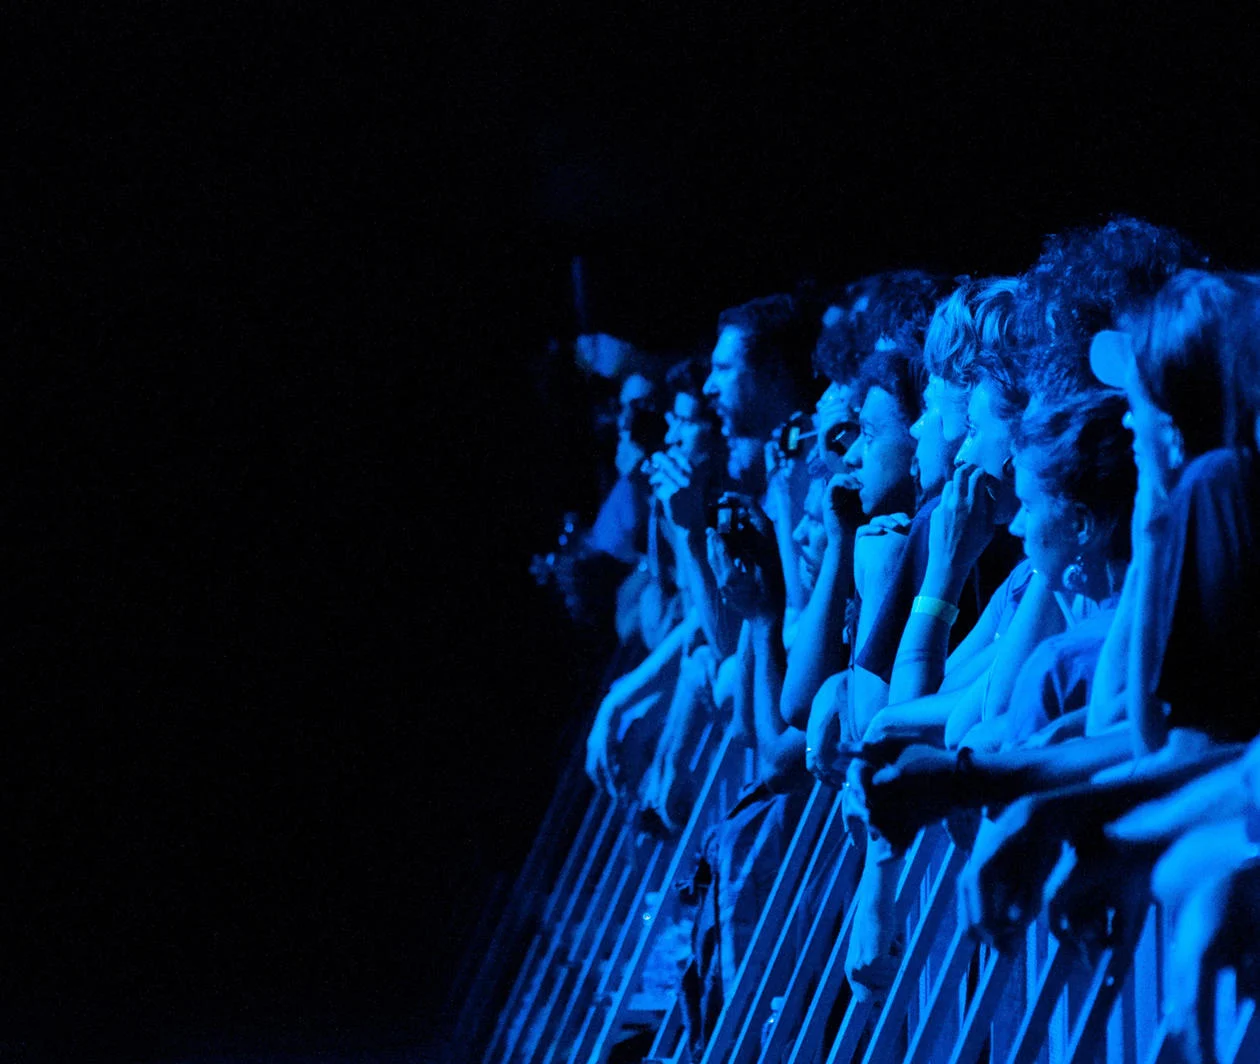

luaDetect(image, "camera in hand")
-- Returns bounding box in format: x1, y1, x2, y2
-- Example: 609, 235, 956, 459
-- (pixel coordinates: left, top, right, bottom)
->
622, 398, 668, 455
776, 411, 817, 459
708, 499, 750, 537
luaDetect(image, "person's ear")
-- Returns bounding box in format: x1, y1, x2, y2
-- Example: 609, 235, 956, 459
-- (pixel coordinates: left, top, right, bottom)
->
1073, 502, 1095, 549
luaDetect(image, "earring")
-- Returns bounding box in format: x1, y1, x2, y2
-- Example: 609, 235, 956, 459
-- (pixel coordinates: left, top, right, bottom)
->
1168, 429, 1186, 471
1062, 554, 1089, 596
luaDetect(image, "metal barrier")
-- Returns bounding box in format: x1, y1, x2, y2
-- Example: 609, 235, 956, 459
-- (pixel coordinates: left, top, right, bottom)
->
477, 749, 1260, 1064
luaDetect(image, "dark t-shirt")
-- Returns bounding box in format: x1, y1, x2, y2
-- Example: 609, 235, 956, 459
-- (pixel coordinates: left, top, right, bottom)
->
854, 496, 1026, 684
1156, 448, 1260, 743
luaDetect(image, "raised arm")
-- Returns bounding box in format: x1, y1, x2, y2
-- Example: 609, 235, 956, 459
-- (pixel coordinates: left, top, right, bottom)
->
887, 465, 998, 702
851, 525, 910, 738
649, 451, 740, 656
780, 477, 856, 729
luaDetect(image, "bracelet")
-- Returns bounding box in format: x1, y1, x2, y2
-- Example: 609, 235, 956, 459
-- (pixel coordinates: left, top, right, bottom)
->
911, 595, 960, 626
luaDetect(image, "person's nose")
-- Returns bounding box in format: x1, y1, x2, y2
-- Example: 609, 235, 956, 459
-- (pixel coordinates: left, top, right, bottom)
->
954, 434, 975, 468
702, 372, 719, 398
843, 436, 863, 470
909, 414, 924, 441
792, 513, 812, 548
1122, 410, 1135, 431
1009, 505, 1027, 539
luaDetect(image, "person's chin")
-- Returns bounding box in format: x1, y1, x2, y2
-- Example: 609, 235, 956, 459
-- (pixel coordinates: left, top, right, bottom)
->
918, 473, 944, 500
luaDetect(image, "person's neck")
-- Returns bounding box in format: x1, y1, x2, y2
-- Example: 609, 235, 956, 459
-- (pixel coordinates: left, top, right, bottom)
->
1077, 554, 1124, 607
728, 436, 766, 494
872, 477, 917, 519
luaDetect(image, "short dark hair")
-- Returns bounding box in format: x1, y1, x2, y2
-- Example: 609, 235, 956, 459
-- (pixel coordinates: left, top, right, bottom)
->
812, 318, 862, 385
859, 340, 928, 426
665, 356, 723, 430
1015, 389, 1137, 565
1131, 269, 1250, 456
814, 270, 952, 384
717, 293, 821, 401
665, 356, 708, 401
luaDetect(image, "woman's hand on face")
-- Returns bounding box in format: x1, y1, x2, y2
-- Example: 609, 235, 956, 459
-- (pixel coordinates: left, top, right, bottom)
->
927, 463, 997, 592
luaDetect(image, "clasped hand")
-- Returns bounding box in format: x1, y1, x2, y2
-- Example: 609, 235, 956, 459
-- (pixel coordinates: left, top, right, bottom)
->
647, 451, 708, 533
927, 463, 997, 591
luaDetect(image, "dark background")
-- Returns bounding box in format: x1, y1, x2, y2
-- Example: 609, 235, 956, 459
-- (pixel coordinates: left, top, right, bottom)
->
7, 1, 1260, 1060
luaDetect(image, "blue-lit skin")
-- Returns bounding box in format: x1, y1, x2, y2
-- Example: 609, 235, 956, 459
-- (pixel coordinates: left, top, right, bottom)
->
703, 325, 795, 485
703, 326, 762, 484
814, 379, 864, 480
953, 378, 1019, 524
1007, 459, 1082, 594
663, 392, 713, 466
842, 386, 916, 518
791, 476, 827, 597
910, 374, 969, 499
613, 374, 658, 477
586, 379, 725, 800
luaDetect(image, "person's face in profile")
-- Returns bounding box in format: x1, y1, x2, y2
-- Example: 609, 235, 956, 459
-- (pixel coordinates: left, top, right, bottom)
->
664, 392, 714, 466
954, 378, 1019, 523
910, 374, 969, 499
1008, 456, 1080, 590
703, 326, 757, 439
842, 386, 915, 516
792, 476, 828, 594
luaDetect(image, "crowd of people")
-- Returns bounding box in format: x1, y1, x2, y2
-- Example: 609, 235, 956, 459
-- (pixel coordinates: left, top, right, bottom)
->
533, 217, 1260, 1064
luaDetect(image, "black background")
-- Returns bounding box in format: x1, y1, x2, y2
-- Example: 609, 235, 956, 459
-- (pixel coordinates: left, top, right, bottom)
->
7, 1, 1260, 1060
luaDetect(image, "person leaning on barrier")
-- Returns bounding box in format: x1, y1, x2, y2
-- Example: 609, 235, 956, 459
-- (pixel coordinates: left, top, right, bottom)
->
860, 271, 1260, 958
585, 358, 723, 805
846, 380, 1136, 993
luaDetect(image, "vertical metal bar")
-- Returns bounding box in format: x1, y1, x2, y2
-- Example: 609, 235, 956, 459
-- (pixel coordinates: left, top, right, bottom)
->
862, 843, 966, 1064
581, 731, 740, 1064
945, 946, 1017, 1064
700, 784, 834, 1064
760, 832, 860, 1064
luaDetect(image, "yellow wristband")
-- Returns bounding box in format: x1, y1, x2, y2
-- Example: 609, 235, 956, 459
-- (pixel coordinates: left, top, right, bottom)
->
912, 595, 960, 626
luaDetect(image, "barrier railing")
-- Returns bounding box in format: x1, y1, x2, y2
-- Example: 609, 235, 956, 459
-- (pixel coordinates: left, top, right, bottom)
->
470, 731, 1260, 1064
